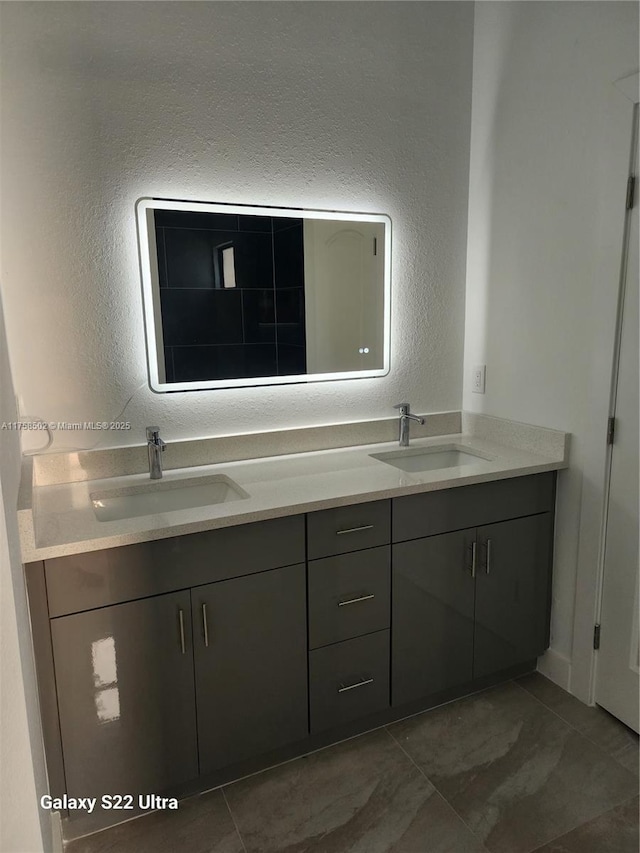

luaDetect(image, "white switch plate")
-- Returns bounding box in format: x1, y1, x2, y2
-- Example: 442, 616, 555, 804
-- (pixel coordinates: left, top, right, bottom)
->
472, 364, 486, 394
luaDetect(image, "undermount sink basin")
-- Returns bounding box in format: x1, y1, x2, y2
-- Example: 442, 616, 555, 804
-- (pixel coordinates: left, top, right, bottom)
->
90, 475, 249, 522
370, 444, 493, 473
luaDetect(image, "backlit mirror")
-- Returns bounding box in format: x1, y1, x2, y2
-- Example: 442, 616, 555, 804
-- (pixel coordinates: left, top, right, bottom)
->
136, 199, 391, 391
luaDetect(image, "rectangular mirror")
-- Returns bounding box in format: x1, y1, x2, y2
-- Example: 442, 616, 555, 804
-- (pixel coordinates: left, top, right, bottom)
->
136, 198, 391, 392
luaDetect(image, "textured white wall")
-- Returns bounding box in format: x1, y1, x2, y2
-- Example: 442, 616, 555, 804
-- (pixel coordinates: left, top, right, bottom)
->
0, 1, 473, 452
0, 292, 49, 852
464, 2, 638, 690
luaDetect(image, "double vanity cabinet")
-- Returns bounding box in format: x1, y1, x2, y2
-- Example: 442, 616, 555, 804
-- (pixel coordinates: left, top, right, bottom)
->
27, 470, 555, 827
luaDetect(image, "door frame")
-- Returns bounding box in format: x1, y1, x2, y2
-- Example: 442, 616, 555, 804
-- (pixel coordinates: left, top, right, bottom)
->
569, 72, 639, 704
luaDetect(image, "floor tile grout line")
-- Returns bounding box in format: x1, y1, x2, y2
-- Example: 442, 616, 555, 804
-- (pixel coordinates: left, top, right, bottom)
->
611, 751, 637, 775
382, 726, 491, 852
221, 787, 248, 853
386, 684, 638, 853
514, 674, 640, 753
510, 679, 640, 850
513, 677, 639, 772
521, 791, 640, 853
613, 741, 640, 771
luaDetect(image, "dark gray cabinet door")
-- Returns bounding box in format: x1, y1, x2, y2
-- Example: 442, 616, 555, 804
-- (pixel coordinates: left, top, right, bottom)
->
193, 564, 308, 775
392, 529, 475, 706
51, 591, 198, 800
474, 514, 553, 678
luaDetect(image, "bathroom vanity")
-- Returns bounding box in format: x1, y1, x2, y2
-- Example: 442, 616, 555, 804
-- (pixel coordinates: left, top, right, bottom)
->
21, 417, 566, 836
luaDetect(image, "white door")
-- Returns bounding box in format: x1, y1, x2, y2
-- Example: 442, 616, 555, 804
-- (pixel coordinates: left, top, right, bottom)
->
595, 113, 639, 733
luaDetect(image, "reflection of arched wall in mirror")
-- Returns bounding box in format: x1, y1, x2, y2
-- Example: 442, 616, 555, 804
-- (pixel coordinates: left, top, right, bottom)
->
303, 221, 385, 374
136, 198, 391, 392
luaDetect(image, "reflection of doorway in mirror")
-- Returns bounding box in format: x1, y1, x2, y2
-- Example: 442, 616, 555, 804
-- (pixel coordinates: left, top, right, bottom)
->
303, 220, 385, 374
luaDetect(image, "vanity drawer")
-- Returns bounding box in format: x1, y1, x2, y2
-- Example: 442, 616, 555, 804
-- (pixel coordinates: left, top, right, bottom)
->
309, 630, 390, 733
308, 546, 390, 649
393, 473, 556, 542
45, 515, 305, 617
306, 500, 391, 559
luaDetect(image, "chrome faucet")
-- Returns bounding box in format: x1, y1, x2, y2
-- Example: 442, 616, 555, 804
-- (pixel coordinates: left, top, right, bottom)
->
146, 426, 166, 479
394, 403, 425, 447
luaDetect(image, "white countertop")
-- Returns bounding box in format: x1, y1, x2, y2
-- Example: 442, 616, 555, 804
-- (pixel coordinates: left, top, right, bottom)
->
19, 422, 569, 562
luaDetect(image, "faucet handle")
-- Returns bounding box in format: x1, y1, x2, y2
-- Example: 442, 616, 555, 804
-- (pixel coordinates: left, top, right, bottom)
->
146, 426, 164, 446
393, 402, 410, 413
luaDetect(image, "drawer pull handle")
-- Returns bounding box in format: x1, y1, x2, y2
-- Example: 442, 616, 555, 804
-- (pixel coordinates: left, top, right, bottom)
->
178, 608, 186, 655
470, 541, 477, 579
338, 677, 374, 693
202, 603, 209, 648
336, 524, 374, 536
485, 539, 492, 575
338, 594, 375, 607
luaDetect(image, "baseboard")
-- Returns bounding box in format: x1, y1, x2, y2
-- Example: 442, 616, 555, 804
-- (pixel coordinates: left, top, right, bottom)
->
50, 811, 64, 853
537, 648, 572, 691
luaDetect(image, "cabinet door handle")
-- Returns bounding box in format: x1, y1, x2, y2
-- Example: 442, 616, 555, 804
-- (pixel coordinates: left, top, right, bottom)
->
338, 677, 374, 693
178, 608, 186, 655
336, 524, 374, 536
485, 539, 492, 575
338, 593, 375, 607
470, 541, 477, 579
202, 603, 209, 648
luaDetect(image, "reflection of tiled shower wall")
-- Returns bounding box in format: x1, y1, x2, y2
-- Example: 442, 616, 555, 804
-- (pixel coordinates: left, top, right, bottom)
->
155, 211, 307, 382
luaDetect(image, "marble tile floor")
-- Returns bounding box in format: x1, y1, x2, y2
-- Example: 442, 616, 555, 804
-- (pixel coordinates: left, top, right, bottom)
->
67, 674, 638, 853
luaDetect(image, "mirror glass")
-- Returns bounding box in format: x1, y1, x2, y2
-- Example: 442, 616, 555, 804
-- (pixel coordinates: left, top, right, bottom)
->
136, 199, 391, 391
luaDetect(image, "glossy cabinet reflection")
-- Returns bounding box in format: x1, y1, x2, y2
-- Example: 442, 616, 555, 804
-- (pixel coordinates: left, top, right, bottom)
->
392, 530, 476, 706
474, 515, 552, 678
192, 564, 308, 774
391, 475, 555, 708
51, 591, 198, 800
52, 568, 309, 800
